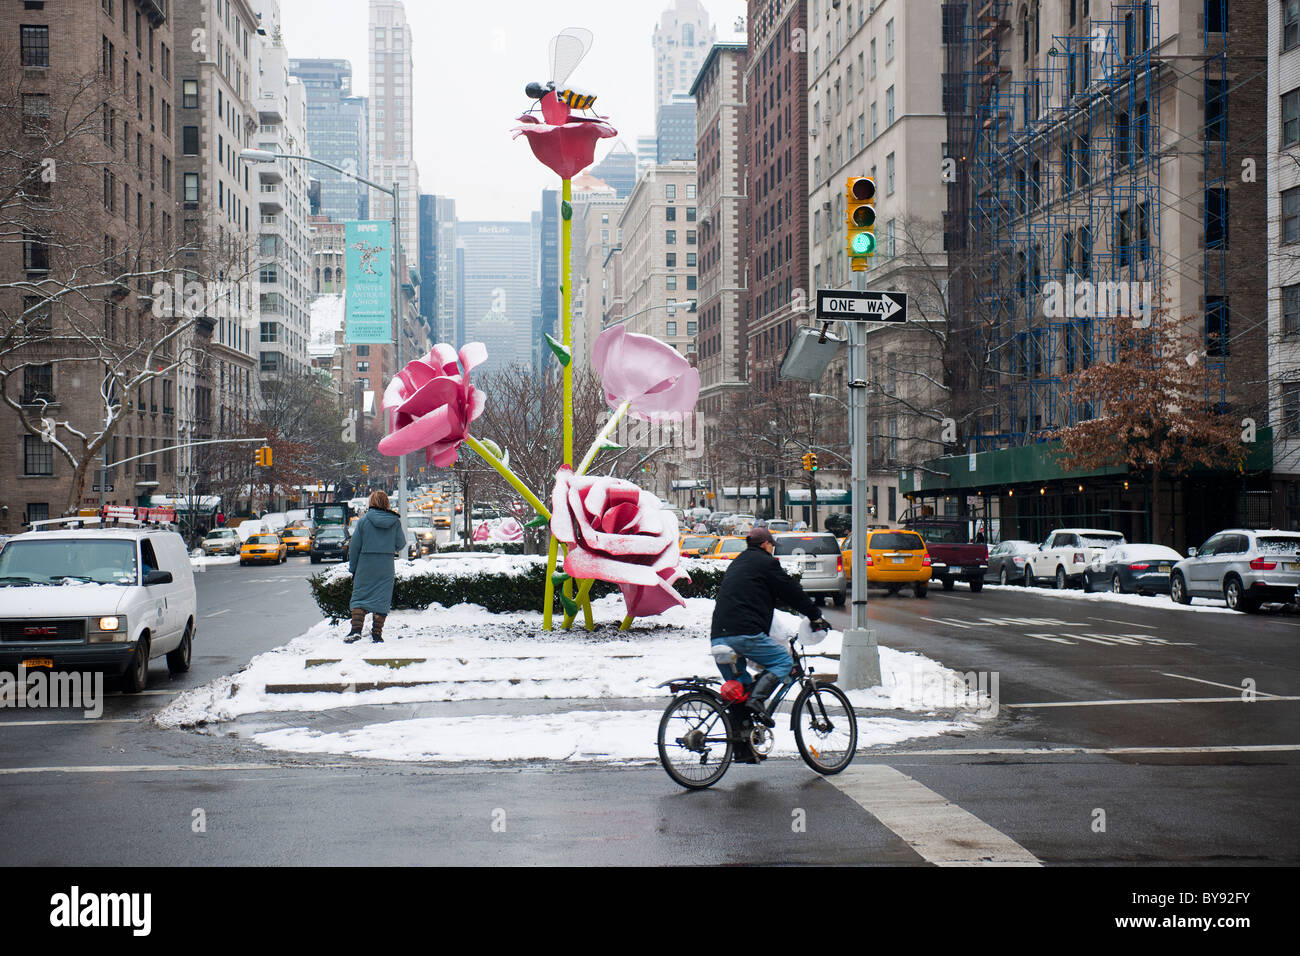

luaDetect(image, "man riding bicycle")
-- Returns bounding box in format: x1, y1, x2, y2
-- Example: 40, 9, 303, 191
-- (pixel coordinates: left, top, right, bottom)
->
710, 528, 829, 742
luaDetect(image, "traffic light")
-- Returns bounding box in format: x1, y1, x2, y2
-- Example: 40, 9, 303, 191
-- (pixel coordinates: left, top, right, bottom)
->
362, 464, 369, 474
254, 446, 272, 468
809, 453, 818, 472
801, 452, 814, 473
846, 176, 876, 271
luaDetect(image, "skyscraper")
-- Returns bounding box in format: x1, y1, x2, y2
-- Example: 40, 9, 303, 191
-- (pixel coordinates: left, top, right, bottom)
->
652, 0, 716, 113
288, 58, 369, 223
538, 190, 561, 372
657, 92, 697, 162
591, 142, 637, 198
368, 0, 420, 266
456, 223, 536, 375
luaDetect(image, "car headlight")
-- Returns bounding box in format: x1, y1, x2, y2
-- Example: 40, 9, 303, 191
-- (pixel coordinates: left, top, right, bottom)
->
97, 616, 120, 631
88, 615, 128, 643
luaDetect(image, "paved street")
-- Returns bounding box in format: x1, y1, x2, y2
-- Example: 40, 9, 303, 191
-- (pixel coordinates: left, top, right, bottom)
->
2, 560, 1295, 866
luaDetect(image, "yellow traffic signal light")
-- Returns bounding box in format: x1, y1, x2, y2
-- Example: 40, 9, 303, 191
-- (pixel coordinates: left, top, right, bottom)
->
362, 463, 369, 474
846, 176, 876, 271
801, 452, 813, 472
254, 447, 264, 467
254, 446, 272, 468
263, 446, 272, 468
809, 453, 818, 472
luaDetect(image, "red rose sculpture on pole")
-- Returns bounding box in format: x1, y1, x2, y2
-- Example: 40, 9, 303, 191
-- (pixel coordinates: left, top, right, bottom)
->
378, 342, 486, 468
512, 91, 617, 180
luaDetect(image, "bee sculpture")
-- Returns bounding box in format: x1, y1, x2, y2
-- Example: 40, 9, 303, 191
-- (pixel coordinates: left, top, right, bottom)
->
524, 27, 598, 113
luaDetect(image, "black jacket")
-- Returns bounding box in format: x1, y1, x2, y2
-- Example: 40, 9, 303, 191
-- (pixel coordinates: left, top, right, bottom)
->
710, 545, 821, 639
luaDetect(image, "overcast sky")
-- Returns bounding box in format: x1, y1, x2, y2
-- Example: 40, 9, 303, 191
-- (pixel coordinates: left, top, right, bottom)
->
280, 0, 747, 222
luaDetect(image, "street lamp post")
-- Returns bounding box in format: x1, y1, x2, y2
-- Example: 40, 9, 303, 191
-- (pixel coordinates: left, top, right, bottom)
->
239, 148, 408, 530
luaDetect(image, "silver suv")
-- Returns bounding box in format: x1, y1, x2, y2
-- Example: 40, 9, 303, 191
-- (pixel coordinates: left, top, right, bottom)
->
1170, 529, 1300, 612
773, 532, 846, 607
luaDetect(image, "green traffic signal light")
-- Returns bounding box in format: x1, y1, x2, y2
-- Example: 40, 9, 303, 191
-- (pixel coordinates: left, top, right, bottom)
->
851, 231, 876, 255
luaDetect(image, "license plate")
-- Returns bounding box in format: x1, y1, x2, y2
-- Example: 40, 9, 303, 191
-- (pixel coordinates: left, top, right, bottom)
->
22, 658, 53, 669
891, 556, 906, 564
951, 567, 965, 575
1289, 563, 1300, 571
1157, 565, 1171, 573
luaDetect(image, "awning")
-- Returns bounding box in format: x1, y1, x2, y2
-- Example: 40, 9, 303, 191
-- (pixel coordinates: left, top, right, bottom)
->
721, 486, 773, 498
150, 494, 220, 513
786, 488, 850, 505
671, 479, 706, 490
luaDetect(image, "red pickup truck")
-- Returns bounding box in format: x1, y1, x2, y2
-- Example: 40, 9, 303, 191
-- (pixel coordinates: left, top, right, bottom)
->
903, 518, 989, 592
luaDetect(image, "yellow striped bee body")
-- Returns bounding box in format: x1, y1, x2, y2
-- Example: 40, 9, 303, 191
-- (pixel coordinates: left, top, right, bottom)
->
557, 86, 597, 111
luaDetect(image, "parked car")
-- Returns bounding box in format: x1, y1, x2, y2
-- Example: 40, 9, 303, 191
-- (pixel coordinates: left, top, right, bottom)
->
1083, 544, 1182, 595
763, 519, 792, 534
401, 529, 422, 561
861, 528, 931, 598
773, 532, 846, 606
0, 525, 196, 692
1026, 528, 1126, 589
240, 533, 287, 565
986, 539, 1037, 586
904, 518, 988, 592
200, 527, 241, 556
1170, 529, 1300, 612
310, 526, 349, 564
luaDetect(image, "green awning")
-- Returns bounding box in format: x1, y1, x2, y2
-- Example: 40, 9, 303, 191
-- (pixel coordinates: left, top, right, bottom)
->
787, 489, 851, 505
899, 428, 1273, 495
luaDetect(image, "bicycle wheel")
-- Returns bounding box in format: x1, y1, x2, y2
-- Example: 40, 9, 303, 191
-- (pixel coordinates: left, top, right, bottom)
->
792, 682, 858, 775
657, 692, 734, 790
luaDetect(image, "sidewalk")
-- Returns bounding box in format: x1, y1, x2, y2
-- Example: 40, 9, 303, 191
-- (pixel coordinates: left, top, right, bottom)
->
157, 596, 993, 764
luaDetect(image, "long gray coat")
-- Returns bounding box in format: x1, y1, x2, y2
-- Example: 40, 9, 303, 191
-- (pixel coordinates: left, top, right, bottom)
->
348, 508, 406, 614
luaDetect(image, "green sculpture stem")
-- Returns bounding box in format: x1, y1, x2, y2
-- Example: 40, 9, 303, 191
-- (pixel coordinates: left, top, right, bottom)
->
464, 436, 549, 520
575, 399, 632, 478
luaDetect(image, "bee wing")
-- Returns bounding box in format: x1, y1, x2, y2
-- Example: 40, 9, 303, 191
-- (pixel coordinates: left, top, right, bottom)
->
549, 27, 593, 88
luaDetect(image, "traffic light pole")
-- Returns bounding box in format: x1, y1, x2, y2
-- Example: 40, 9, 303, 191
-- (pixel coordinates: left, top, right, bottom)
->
839, 295, 881, 689
392, 180, 408, 532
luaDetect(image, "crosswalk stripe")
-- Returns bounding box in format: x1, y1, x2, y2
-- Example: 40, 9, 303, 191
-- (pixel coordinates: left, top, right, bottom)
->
828, 764, 1041, 866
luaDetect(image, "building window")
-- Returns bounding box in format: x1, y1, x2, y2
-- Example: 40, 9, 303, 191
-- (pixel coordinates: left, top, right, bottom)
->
23, 231, 49, 272
183, 172, 198, 203
885, 18, 895, 62
686, 230, 696, 245
1205, 80, 1226, 142
686, 206, 696, 222
24, 435, 53, 476
666, 230, 676, 244
23, 364, 54, 404
666, 275, 677, 291
1205, 0, 1227, 34
22, 94, 50, 135
1206, 188, 1227, 248
182, 125, 198, 155
1285, 187, 1300, 243
885, 86, 895, 125
666, 252, 676, 267
687, 275, 697, 290
666, 206, 676, 221
686, 252, 696, 267
1206, 295, 1228, 356
886, 153, 895, 194
1284, 88, 1300, 148
27, 502, 50, 524
666, 321, 677, 336
20, 25, 49, 68
665, 184, 677, 200
1283, 284, 1300, 335
1287, 0, 1300, 52
686, 184, 695, 199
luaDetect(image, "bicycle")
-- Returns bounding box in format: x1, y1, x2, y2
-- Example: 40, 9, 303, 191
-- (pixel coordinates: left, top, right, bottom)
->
656, 634, 859, 790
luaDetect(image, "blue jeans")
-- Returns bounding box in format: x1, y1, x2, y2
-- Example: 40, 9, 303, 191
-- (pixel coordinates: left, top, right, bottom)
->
710, 633, 793, 690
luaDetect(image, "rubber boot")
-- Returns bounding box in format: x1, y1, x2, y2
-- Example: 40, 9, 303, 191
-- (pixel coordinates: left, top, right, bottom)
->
370, 613, 386, 643
344, 608, 365, 644
745, 672, 780, 727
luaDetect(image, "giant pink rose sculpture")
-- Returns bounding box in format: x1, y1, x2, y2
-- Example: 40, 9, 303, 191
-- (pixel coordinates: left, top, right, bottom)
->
592, 325, 699, 419
513, 91, 618, 180
378, 342, 486, 468
550, 467, 689, 617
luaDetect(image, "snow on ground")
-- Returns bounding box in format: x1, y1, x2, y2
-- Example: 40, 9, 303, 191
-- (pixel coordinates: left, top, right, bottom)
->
985, 583, 1243, 613
189, 554, 240, 569
252, 711, 972, 764
157, 594, 988, 763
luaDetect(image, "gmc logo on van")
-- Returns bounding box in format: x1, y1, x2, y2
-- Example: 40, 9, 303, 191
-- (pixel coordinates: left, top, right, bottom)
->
24, 626, 56, 636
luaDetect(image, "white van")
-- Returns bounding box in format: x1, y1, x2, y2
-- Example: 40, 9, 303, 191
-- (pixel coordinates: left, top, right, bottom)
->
0, 527, 197, 692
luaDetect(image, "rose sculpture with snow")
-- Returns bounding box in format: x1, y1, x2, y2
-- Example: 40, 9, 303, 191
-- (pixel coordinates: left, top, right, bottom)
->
550, 468, 689, 618
377, 343, 486, 468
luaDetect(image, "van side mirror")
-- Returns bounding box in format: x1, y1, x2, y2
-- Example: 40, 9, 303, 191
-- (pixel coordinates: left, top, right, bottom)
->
144, 570, 173, 586
1186, 547, 1198, 558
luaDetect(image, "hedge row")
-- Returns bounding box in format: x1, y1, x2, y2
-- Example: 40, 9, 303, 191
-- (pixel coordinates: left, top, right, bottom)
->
435, 542, 526, 555
308, 560, 731, 621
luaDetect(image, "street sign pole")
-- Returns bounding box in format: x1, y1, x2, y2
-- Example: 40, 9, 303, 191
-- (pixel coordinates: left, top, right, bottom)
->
829, 281, 885, 690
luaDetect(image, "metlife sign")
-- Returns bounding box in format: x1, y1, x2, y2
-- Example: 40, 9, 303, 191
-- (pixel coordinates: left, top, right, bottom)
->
816, 289, 908, 322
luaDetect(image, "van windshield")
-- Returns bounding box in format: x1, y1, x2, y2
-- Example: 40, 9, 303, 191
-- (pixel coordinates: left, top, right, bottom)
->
0, 539, 138, 585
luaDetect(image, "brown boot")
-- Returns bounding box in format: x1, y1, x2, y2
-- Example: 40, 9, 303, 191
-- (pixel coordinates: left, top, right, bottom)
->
370, 613, 386, 643
345, 608, 365, 643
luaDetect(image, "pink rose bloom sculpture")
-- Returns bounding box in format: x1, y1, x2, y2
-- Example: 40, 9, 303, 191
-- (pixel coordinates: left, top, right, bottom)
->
513, 91, 617, 180
551, 468, 689, 617
592, 325, 699, 419
377, 342, 486, 468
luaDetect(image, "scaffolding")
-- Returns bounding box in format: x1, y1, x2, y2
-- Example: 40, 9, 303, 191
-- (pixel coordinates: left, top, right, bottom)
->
944, 1, 1174, 450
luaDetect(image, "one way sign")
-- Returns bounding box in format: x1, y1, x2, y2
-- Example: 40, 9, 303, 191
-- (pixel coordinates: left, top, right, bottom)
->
816, 289, 908, 322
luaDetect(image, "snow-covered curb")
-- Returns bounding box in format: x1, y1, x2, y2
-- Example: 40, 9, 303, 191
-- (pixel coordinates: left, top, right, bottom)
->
190, 554, 240, 569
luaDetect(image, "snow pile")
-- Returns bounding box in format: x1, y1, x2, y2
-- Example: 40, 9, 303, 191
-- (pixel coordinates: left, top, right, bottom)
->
986, 583, 1240, 613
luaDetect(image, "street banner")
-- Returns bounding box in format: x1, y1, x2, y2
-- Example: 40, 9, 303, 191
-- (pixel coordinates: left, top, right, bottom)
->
344, 220, 393, 344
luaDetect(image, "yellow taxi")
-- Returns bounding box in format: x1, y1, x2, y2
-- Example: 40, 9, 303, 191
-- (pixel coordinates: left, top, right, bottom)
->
839, 536, 852, 582
679, 533, 719, 558
281, 524, 312, 554
240, 533, 287, 565
703, 536, 746, 561
433, 513, 452, 530
863, 529, 931, 597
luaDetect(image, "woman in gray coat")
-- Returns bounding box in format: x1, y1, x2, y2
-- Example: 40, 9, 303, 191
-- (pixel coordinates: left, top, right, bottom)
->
346, 490, 407, 643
